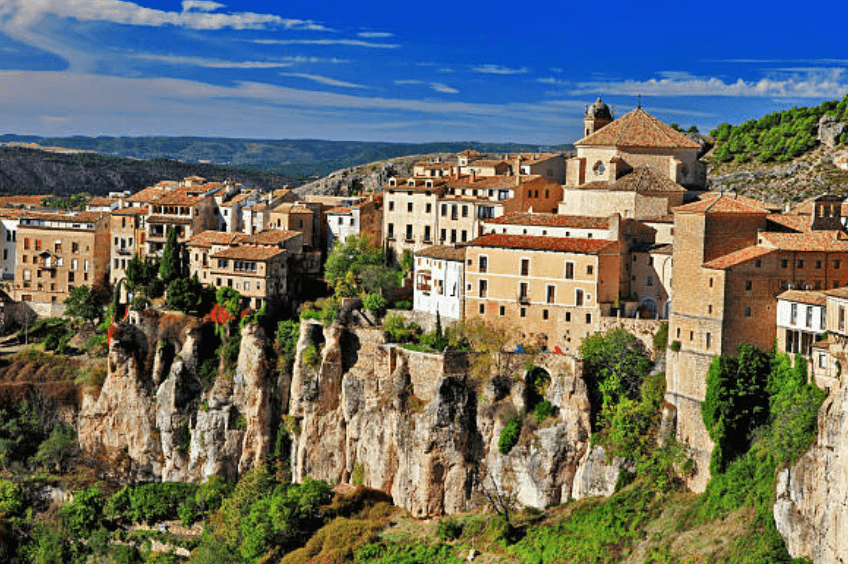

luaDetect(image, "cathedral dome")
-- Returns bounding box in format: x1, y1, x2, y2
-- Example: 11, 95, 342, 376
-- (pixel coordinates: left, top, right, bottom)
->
585, 97, 612, 120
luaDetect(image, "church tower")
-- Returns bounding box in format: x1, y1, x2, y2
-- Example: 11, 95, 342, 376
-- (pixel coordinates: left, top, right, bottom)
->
583, 97, 613, 138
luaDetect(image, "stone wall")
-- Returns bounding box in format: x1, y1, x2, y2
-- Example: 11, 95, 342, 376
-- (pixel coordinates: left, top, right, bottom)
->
598, 316, 664, 356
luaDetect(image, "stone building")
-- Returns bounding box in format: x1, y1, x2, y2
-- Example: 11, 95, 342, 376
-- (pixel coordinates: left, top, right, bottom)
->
413, 245, 466, 321
666, 193, 848, 491
109, 207, 149, 288
269, 203, 318, 248
13, 211, 110, 315
463, 233, 622, 353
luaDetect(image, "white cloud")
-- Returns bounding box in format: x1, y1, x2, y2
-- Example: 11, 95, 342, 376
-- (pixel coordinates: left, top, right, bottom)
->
430, 82, 458, 94
572, 69, 848, 98
357, 31, 394, 38
538, 77, 565, 85
280, 72, 367, 89
0, 0, 327, 31
135, 54, 347, 68
253, 38, 400, 49
472, 64, 529, 75
181, 1, 225, 12
394, 80, 424, 85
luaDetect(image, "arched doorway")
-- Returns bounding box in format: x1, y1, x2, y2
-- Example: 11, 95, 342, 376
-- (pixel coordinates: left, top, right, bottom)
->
641, 298, 658, 318
524, 366, 551, 411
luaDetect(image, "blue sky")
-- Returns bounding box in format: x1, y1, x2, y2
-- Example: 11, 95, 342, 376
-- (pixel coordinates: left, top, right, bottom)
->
0, 0, 846, 144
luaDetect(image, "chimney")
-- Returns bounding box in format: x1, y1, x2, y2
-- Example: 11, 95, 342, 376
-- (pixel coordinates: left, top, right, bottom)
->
515, 155, 522, 187
470, 169, 476, 183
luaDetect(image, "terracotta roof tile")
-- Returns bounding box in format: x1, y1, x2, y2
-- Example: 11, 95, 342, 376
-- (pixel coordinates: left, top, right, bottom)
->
147, 215, 193, 224
760, 230, 848, 252
210, 246, 284, 261
112, 207, 149, 216
576, 108, 701, 149
825, 286, 848, 299
702, 246, 774, 269
152, 192, 203, 206
577, 165, 686, 193
415, 245, 467, 261
87, 197, 116, 207
186, 230, 242, 248
673, 193, 769, 214
767, 213, 809, 232
776, 289, 827, 306
468, 233, 617, 254
125, 187, 170, 203
486, 213, 609, 229
0, 195, 52, 207
20, 211, 107, 224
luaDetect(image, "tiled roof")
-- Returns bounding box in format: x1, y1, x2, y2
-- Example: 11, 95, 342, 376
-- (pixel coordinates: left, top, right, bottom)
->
776, 289, 827, 307
760, 230, 848, 252
272, 203, 313, 214
825, 286, 848, 299
87, 197, 116, 207
811, 338, 833, 349
0, 195, 51, 207
767, 213, 809, 232
0, 208, 23, 219
702, 246, 774, 269
577, 165, 686, 193
147, 215, 193, 224
575, 108, 701, 149
152, 192, 203, 206
241, 230, 301, 246
328, 207, 352, 214
415, 245, 467, 261
673, 193, 769, 214
467, 233, 617, 254
186, 230, 242, 248
641, 214, 675, 223
486, 212, 609, 229
210, 246, 284, 261
20, 211, 107, 224
466, 159, 507, 167
125, 187, 170, 203
112, 206, 149, 216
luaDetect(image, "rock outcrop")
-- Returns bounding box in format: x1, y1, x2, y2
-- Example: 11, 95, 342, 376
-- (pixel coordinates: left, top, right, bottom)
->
818, 114, 847, 148
774, 376, 848, 564
289, 321, 608, 516
78, 311, 285, 483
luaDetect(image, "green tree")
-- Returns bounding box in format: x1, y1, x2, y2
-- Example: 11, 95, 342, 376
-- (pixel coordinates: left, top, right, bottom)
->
159, 228, 182, 284
324, 234, 398, 297
31, 424, 77, 472
64, 286, 103, 323
125, 253, 160, 295
165, 274, 206, 315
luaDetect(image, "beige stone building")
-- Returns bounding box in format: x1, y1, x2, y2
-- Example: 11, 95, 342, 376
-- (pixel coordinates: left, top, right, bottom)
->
666, 193, 848, 490
109, 207, 149, 287
14, 211, 110, 315
464, 233, 622, 353
269, 203, 318, 248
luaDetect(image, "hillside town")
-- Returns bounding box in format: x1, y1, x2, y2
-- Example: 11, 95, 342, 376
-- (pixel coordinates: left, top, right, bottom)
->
2, 98, 847, 495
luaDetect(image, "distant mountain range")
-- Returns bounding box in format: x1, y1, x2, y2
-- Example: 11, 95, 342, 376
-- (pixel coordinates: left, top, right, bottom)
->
0, 135, 573, 178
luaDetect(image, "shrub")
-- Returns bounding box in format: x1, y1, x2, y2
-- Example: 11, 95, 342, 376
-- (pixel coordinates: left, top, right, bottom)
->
653, 323, 668, 352
533, 400, 555, 424
436, 517, 463, 541
302, 344, 321, 369
498, 415, 523, 455
393, 300, 412, 310
669, 340, 681, 352
362, 293, 387, 317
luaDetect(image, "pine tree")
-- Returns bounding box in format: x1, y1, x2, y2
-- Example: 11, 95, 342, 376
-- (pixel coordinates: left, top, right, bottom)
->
159, 228, 181, 284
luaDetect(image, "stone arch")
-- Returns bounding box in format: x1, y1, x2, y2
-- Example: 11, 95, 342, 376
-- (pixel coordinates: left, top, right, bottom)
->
524, 366, 551, 411
641, 297, 658, 318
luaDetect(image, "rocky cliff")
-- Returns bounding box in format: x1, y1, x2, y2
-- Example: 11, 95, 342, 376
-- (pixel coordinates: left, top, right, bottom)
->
774, 374, 848, 564
288, 321, 616, 516
78, 310, 286, 482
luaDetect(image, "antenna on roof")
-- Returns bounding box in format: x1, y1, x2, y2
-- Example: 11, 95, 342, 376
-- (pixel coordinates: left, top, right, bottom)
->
637, 94, 642, 109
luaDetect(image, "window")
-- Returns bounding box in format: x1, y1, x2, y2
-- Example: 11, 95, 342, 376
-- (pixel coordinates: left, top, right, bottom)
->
836, 260, 842, 269
806, 306, 813, 328
407, 202, 413, 213
565, 262, 574, 279
816, 260, 822, 269
744, 306, 752, 317
424, 226, 431, 242
542, 309, 549, 320
755, 259, 762, 267
71, 259, 78, 270
479, 280, 487, 298
709, 277, 713, 287
690, 331, 694, 341
781, 259, 788, 268
676, 327, 681, 338
479, 256, 488, 273
450, 230, 457, 243
840, 307, 846, 331
519, 282, 529, 300
791, 303, 798, 324
441, 204, 447, 216
575, 288, 584, 306
586, 313, 592, 324
520, 307, 526, 318
565, 312, 571, 322
461, 230, 467, 242
647, 276, 654, 287
706, 333, 711, 349
462, 205, 468, 217
479, 303, 485, 314
520, 259, 529, 276
406, 224, 413, 241
440, 229, 446, 241
451, 205, 458, 220
797, 260, 804, 268
499, 305, 505, 316
426, 203, 432, 213
587, 265, 594, 275
708, 304, 713, 314
546, 285, 555, 304
244, 282, 250, 291
819, 354, 827, 368
389, 201, 395, 211
821, 307, 827, 330
68, 272, 74, 282
746, 280, 752, 291
23, 238, 29, 250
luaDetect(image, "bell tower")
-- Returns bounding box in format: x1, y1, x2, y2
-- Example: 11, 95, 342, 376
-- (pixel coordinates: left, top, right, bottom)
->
583, 97, 613, 138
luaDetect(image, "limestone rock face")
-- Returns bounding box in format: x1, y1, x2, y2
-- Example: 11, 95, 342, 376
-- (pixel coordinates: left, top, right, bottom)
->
818, 114, 847, 148
78, 312, 285, 483
774, 376, 848, 564
290, 321, 601, 516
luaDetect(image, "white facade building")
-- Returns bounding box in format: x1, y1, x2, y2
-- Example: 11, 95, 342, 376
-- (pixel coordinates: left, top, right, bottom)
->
0, 212, 20, 280
413, 246, 466, 321
776, 289, 827, 356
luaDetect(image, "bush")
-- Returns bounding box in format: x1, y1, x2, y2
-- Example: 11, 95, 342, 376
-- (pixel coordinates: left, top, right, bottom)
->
533, 400, 555, 424
436, 517, 464, 541
302, 344, 321, 369
362, 293, 387, 317
653, 323, 668, 352
498, 415, 523, 455
393, 300, 412, 310
669, 340, 681, 351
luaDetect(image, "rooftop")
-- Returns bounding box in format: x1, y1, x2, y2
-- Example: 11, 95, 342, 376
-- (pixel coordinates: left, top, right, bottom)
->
673, 192, 770, 214
776, 289, 827, 307
415, 245, 467, 261
760, 230, 848, 252
210, 246, 284, 261
467, 233, 617, 254
702, 246, 774, 269
576, 107, 701, 149
485, 212, 610, 229
577, 165, 686, 193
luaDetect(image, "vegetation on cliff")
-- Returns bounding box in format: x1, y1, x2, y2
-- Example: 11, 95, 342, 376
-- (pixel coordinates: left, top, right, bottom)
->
710, 94, 848, 164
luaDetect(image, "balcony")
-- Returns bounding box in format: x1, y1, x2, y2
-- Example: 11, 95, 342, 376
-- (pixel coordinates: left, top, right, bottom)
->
517, 293, 530, 304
